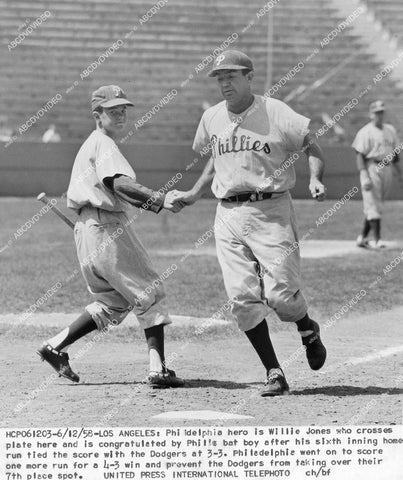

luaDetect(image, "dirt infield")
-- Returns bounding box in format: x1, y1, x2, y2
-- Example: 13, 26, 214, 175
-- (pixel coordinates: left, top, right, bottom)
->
2, 308, 402, 429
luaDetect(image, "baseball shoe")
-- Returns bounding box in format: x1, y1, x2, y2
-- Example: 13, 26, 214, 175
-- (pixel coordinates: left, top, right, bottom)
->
356, 235, 369, 248
37, 343, 79, 383
301, 320, 327, 370
368, 240, 387, 249
146, 369, 185, 388
261, 368, 289, 397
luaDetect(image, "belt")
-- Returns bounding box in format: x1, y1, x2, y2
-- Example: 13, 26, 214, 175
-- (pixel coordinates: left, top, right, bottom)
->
221, 192, 273, 203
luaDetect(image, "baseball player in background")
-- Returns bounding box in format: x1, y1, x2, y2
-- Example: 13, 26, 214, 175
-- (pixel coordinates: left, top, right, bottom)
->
37, 85, 184, 388
353, 101, 402, 249
171, 50, 327, 396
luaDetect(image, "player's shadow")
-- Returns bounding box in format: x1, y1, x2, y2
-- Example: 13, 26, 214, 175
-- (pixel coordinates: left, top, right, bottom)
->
185, 379, 251, 390
69, 381, 143, 386
292, 386, 403, 396
64, 380, 251, 389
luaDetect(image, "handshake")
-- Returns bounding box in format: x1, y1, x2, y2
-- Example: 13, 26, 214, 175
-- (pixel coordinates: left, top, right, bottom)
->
163, 190, 198, 213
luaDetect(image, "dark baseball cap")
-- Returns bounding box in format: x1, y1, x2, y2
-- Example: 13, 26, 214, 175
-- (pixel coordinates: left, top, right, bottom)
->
208, 50, 254, 77
91, 85, 134, 111
369, 100, 385, 113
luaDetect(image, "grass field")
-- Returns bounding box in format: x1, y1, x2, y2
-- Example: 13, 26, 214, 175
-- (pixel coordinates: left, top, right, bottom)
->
1, 196, 402, 432
0, 197, 402, 322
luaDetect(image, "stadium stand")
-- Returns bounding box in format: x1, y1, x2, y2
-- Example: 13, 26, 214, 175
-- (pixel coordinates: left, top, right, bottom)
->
363, 0, 403, 46
1, 0, 403, 145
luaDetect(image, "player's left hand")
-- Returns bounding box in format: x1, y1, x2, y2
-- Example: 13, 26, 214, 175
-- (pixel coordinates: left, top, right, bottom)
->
309, 179, 326, 201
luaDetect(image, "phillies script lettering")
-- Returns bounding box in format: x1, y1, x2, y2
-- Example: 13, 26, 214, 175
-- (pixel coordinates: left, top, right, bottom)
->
211, 134, 271, 155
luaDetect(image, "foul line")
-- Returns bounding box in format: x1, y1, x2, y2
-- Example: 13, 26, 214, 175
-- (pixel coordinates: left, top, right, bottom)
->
345, 345, 403, 366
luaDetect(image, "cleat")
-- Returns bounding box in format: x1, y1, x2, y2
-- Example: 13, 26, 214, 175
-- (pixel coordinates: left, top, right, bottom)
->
368, 240, 387, 249
37, 343, 79, 383
301, 320, 327, 370
356, 235, 369, 248
261, 368, 289, 397
146, 368, 185, 388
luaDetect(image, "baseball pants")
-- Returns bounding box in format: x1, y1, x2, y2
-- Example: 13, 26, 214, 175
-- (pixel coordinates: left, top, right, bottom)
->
361, 161, 393, 220
214, 191, 308, 331
74, 206, 171, 331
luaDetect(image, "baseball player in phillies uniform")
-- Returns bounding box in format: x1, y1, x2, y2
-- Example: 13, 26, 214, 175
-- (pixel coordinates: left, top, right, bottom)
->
37, 85, 184, 388
172, 50, 327, 396
352, 101, 402, 249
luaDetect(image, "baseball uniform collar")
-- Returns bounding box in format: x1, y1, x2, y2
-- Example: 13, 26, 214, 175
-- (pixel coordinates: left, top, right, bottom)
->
227, 95, 257, 122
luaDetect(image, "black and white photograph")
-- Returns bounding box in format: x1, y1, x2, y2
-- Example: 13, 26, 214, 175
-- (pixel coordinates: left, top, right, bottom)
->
0, 0, 402, 478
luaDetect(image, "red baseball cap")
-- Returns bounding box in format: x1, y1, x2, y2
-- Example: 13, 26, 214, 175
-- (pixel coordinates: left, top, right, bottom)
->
91, 85, 134, 111
208, 50, 254, 77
